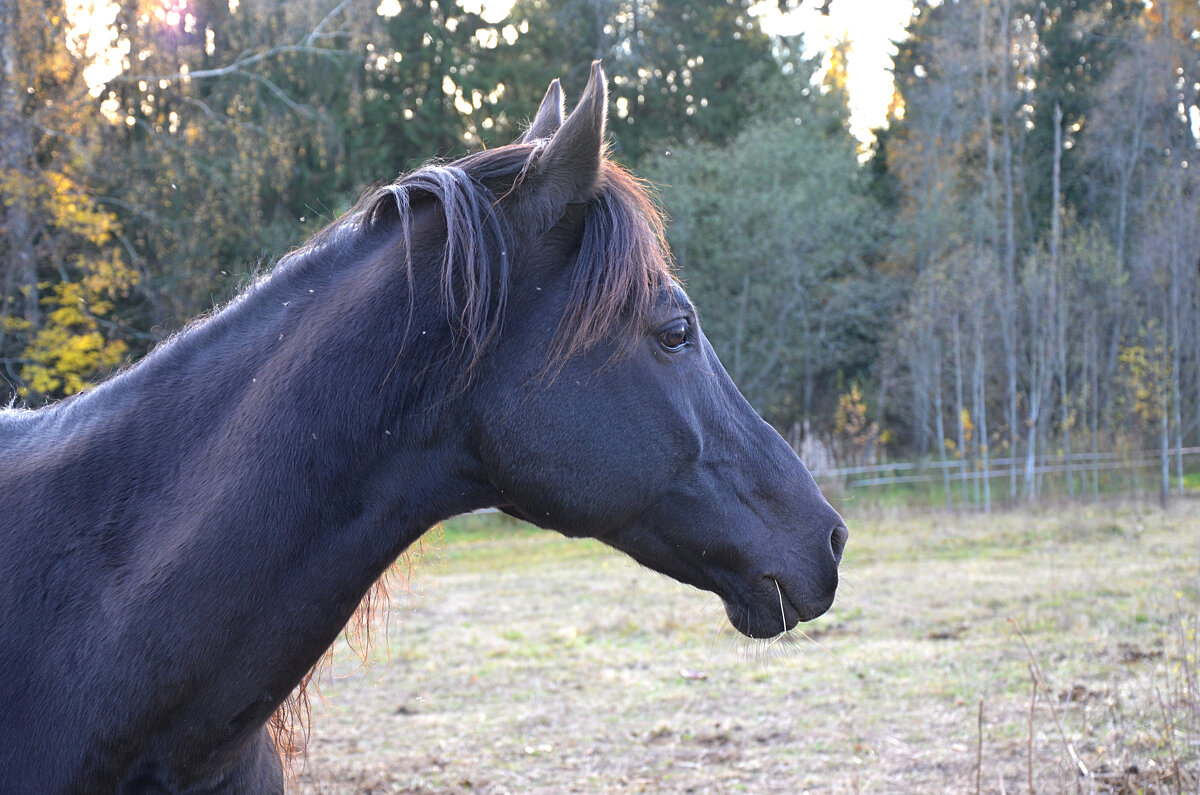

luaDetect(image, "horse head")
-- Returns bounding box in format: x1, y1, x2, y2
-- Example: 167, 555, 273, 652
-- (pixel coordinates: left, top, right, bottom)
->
470, 63, 846, 638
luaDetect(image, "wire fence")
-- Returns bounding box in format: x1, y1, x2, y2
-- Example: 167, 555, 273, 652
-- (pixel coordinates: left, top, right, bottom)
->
811, 446, 1200, 498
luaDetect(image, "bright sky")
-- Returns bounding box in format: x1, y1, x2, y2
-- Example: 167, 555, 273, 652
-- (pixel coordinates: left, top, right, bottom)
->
69, 0, 914, 144
475, 0, 916, 144
475, 0, 916, 145
65, 0, 126, 94
752, 0, 915, 144
472, 0, 912, 144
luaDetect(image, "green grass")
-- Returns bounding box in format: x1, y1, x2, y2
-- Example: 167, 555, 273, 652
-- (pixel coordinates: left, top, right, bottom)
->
424, 510, 606, 570
437, 510, 532, 543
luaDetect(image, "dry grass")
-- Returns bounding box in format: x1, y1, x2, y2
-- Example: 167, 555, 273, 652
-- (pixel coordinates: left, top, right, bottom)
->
294, 501, 1200, 793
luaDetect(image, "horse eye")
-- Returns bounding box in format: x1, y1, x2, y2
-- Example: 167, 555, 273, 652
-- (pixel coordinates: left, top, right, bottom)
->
658, 321, 689, 351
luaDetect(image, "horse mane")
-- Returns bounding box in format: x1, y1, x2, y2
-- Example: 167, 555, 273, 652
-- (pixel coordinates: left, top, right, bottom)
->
267, 141, 674, 767
287, 142, 673, 372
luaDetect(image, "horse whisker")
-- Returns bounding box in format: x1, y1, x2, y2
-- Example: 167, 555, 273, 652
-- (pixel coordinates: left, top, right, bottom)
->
792, 626, 836, 657
764, 578, 789, 649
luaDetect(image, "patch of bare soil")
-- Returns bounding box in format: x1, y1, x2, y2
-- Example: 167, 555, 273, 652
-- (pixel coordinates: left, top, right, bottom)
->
294, 506, 1200, 793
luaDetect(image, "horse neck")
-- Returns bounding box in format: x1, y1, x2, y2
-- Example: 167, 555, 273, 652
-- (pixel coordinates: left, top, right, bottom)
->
4, 228, 498, 779
53, 230, 479, 503
98, 232, 490, 593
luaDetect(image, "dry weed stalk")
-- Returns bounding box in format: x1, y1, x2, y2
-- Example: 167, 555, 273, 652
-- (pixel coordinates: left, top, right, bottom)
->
1156, 609, 1200, 794
975, 697, 984, 795
1027, 669, 1037, 794
1009, 617, 1090, 793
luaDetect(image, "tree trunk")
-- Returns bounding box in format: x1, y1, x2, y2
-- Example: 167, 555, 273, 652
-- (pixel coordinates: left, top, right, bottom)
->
1087, 315, 1101, 498
934, 343, 951, 509
975, 0, 996, 513
1160, 381, 1169, 509
1024, 354, 1040, 501
952, 311, 969, 505
999, 0, 1019, 504
0, 0, 40, 338
1050, 103, 1068, 499
972, 296, 991, 513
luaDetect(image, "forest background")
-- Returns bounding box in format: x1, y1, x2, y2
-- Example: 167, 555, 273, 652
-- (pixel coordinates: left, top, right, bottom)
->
3, 0, 1198, 509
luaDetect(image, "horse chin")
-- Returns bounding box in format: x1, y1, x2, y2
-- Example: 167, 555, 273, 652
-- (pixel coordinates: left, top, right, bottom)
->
721, 579, 835, 639
599, 524, 839, 639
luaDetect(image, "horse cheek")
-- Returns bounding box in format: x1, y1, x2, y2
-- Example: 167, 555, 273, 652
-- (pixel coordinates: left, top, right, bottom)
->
475, 381, 658, 536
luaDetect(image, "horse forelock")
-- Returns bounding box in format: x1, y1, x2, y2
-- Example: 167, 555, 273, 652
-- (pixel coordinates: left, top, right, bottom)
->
549, 160, 675, 366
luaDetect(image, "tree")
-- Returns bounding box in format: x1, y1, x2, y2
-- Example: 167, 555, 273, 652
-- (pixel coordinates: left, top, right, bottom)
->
1, 0, 137, 403
888, 0, 1015, 500
881, 0, 1200, 504
490, 0, 782, 163
97, 0, 376, 326
647, 56, 890, 433
1017, 0, 1143, 233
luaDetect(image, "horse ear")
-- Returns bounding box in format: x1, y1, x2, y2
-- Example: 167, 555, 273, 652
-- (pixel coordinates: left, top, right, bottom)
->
517, 79, 564, 143
533, 61, 607, 205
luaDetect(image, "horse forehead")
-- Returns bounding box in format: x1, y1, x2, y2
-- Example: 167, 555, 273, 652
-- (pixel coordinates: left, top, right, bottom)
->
659, 281, 693, 312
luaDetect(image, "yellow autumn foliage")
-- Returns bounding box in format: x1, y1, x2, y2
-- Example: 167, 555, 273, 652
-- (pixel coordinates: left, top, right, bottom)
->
1117, 325, 1171, 426
4, 147, 136, 401
822, 39, 852, 95
835, 382, 866, 436
834, 382, 881, 465
20, 282, 128, 398
960, 408, 974, 445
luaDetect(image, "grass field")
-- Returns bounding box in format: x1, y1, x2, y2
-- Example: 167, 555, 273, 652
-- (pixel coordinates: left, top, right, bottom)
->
294, 502, 1200, 794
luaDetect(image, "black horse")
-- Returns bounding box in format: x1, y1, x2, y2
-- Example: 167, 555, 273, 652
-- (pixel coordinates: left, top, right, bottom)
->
0, 64, 845, 792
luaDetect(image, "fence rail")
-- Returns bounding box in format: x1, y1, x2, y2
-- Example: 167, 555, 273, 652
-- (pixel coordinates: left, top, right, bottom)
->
811, 447, 1200, 490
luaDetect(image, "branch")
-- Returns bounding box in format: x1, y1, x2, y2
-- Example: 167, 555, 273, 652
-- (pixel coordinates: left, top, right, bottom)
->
109, 0, 357, 88
92, 314, 158, 343
94, 196, 169, 226
120, 44, 344, 85
242, 70, 317, 117
1, 357, 30, 395
305, 0, 355, 46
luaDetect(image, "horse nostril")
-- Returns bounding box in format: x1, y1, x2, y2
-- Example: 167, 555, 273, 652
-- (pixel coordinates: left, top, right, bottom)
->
830, 523, 848, 562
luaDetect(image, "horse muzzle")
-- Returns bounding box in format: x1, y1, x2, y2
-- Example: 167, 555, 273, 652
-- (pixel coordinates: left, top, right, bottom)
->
722, 521, 847, 638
